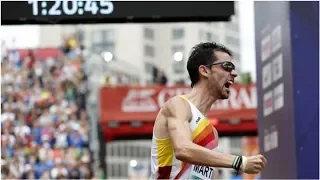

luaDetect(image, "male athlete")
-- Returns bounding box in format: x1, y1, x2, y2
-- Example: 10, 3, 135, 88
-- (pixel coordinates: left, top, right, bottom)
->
150, 42, 267, 179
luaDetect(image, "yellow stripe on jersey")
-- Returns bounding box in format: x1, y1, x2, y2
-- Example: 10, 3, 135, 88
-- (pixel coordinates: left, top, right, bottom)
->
179, 95, 188, 101
192, 118, 211, 139
156, 138, 174, 167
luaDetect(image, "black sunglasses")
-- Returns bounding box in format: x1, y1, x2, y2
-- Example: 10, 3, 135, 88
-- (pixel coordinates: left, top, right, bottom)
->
204, 61, 235, 72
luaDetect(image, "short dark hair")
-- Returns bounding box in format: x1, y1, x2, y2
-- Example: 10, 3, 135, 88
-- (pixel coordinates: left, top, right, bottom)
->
187, 42, 233, 87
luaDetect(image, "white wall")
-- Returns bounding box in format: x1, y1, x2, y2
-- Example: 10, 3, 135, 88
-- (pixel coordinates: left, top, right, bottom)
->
1, 25, 41, 49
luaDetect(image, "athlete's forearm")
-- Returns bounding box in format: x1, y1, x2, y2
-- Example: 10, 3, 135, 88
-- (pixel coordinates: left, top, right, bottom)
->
175, 142, 236, 168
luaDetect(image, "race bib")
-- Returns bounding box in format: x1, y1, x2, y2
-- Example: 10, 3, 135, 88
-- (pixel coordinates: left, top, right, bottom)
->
189, 165, 215, 180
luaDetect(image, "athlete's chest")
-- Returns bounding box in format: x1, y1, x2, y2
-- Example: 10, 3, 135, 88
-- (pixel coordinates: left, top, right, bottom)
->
189, 117, 219, 149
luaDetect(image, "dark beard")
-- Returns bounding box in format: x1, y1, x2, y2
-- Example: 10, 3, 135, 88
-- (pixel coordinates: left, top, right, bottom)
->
208, 83, 226, 100
220, 87, 230, 99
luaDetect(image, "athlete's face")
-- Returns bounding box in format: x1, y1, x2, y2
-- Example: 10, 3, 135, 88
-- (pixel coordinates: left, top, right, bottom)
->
199, 51, 238, 99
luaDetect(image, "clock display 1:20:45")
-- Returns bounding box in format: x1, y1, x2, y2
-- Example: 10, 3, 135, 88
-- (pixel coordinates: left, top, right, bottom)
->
28, 0, 114, 16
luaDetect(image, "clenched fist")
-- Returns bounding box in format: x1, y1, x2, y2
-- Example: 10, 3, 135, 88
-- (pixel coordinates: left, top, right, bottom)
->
242, 154, 267, 174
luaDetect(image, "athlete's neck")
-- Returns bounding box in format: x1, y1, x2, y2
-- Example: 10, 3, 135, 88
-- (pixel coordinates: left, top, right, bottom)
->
185, 84, 218, 116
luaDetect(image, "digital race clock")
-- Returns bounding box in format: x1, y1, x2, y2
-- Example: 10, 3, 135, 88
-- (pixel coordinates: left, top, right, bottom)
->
27, 0, 113, 16
1, 1, 235, 25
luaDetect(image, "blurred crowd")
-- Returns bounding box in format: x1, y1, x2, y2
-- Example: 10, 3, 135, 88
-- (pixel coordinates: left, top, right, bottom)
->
1, 35, 92, 179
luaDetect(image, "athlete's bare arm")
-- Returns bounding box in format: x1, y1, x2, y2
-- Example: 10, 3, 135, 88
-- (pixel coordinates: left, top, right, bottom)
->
163, 96, 236, 168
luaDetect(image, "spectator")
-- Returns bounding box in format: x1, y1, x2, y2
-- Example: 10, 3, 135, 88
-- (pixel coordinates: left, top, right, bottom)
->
152, 65, 158, 83
155, 70, 168, 85
1, 40, 8, 61
1, 34, 92, 179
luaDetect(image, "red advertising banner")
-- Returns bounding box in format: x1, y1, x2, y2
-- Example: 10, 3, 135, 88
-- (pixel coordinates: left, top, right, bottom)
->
100, 84, 257, 123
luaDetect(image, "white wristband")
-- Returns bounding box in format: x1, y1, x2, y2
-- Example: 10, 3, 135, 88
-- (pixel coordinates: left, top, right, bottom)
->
241, 156, 248, 171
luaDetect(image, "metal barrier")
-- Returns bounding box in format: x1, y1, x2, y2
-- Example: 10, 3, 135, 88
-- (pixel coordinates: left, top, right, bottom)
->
106, 140, 152, 179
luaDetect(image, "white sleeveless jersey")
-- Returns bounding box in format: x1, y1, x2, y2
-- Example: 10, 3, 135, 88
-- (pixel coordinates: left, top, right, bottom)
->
150, 95, 219, 179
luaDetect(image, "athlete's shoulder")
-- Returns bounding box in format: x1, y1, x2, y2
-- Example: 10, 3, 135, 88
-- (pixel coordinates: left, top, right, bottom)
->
164, 95, 188, 108
161, 95, 191, 117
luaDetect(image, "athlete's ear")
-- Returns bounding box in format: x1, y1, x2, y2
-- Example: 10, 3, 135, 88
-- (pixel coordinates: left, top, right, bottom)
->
198, 65, 210, 78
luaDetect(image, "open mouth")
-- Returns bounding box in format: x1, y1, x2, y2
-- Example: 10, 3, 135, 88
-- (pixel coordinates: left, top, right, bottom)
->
224, 80, 234, 90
